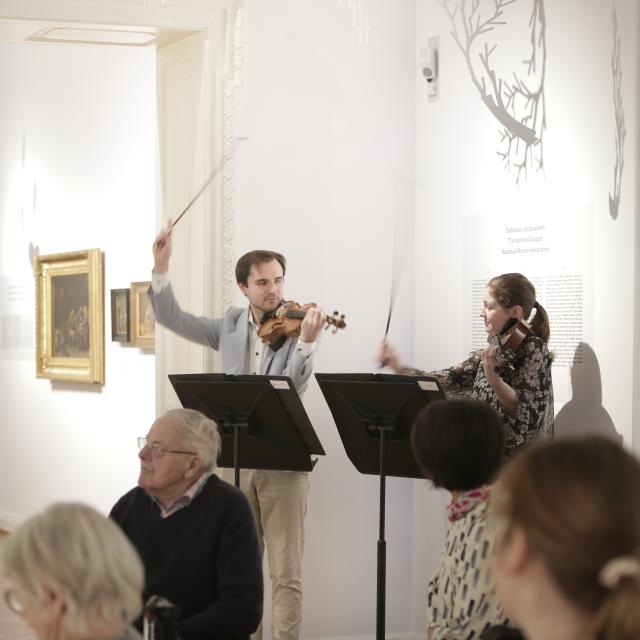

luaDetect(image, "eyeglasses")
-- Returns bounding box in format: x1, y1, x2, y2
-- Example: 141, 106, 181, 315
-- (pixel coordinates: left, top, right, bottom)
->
137, 437, 196, 457
4, 588, 25, 614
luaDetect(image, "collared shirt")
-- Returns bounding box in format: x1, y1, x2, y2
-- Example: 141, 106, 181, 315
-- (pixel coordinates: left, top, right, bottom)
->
247, 312, 266, 375
151, 471, 212, 519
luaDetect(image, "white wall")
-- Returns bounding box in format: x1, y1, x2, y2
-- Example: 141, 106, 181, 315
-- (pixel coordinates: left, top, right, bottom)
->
412, 0, 639, 632
414, 0, 638, 433
1, 2, 639, 640
234, 1, 418, 637
0, 41, 157, 525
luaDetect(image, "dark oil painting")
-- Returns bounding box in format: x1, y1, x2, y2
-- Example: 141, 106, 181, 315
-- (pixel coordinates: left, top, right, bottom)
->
52, 273, 90, 357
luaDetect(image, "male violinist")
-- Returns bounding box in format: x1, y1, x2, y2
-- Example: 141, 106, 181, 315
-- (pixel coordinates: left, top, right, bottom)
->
150, 224, 326, 640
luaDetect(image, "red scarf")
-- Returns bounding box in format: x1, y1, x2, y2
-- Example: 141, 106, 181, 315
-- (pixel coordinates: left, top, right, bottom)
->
447, 485, 492, 523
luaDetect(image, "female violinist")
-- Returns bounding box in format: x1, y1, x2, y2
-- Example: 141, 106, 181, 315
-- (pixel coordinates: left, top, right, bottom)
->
379, 273, 553, 457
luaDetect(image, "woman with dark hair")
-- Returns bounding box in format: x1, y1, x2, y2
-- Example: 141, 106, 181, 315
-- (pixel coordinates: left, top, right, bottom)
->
381, 273, 553, 456
412, 399, 511, 639
490, 436, 640, 640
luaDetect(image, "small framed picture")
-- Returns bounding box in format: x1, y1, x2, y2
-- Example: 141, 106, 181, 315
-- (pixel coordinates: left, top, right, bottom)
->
35, 249, 104, 384
130, 281, 155, 350
110, 289, 130, 342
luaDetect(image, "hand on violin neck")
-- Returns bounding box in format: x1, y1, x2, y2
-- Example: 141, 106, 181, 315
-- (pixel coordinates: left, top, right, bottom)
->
481, 344, 519, 416
299, 306, 326, 343
152, 220, 173, 274
481, 345, 501, 381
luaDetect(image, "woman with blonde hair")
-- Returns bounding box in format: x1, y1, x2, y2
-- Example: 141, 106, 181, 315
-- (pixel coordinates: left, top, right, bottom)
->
490, 436, 640, 640
1, 502, 144, 640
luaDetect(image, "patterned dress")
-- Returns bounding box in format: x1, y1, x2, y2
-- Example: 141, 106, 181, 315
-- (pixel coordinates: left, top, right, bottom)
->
404, 333, 553, 457
428, 491, 509, 640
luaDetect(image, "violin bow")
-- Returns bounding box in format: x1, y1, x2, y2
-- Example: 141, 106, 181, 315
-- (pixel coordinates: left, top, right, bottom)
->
383, 176, 417, 337
378, 177, 417, 369
169, 152, 234, 231
383, 291, 394, 337
378, 266, 401, 368
155, 151, 236, 249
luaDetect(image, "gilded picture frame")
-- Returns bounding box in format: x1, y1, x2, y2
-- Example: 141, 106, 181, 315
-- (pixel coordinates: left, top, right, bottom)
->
110, 288, 130, 343
130, 281, 155, 350
35, 249, 104, 384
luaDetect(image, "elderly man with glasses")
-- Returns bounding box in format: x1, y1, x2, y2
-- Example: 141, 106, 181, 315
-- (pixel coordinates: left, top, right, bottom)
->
110, 408, 263, 640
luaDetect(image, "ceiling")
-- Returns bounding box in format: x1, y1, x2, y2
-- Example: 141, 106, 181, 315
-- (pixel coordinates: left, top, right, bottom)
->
0, 18, 197, 48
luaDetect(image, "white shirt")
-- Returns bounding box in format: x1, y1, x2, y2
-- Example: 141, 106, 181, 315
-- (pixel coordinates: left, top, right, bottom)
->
247, 311, 266, 374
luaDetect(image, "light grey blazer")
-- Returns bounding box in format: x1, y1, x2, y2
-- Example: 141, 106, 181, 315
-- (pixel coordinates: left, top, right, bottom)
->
152, 284, 316, 394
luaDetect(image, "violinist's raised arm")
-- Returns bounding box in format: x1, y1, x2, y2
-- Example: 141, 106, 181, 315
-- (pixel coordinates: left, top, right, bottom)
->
378, 273, 553, 457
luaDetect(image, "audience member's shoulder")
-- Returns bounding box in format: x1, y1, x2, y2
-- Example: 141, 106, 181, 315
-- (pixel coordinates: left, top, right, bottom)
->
203, 473, 247, 502
116, 485, 146, 504
464, 502, 493, 544
200, 475, 253, 519
110, 486, 147, 518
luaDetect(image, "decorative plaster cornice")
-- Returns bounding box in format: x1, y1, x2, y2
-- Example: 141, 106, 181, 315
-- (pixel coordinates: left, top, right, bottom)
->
220, 2, 244, 311
160, 0, 236, 8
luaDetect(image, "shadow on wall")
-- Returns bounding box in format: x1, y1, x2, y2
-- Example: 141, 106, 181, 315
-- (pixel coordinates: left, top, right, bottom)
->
554, 342, 621, 443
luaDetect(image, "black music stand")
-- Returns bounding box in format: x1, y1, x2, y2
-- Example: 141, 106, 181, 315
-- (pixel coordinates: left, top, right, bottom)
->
169, 373, 325, 487
315, 373, 445, 640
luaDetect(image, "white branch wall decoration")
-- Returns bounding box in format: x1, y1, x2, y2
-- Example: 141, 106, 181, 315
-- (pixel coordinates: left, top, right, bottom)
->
608, 0, 625, 220
338, 0, 377, 45
438, 0, 547, 184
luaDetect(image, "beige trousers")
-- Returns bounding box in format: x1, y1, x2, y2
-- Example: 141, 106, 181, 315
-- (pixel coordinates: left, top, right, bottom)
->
222, 468, 309, 640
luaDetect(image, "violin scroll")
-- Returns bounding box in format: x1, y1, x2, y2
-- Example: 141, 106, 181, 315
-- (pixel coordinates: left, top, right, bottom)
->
491, 317, 532, 371
325, 311, 347, 334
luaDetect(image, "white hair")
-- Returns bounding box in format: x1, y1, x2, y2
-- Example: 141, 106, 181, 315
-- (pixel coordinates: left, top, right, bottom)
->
166, 408, 221, 473
0, 502, 144, 636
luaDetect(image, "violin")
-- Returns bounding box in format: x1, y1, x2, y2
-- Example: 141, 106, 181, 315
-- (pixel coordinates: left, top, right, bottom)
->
257, 301, 346, 347
490, 317, 532, 371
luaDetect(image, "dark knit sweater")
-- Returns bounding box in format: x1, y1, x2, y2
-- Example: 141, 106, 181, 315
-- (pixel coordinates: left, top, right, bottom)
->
110, 475, 263, 640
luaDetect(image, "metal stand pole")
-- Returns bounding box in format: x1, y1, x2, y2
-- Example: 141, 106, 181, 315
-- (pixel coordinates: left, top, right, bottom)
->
233, 424, 240, 488
376, 428, 387, 640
